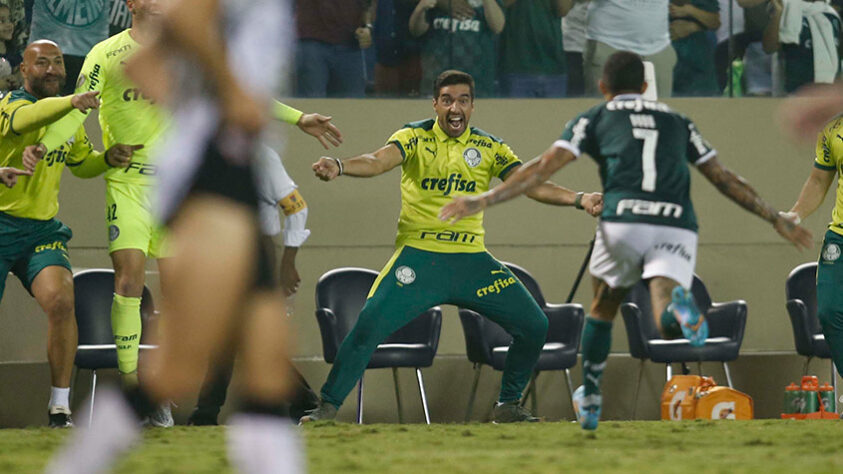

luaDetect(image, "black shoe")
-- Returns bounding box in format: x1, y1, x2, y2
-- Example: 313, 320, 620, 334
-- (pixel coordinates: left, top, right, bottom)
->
187, 407, 219, 426
492, 401, 541, 423
48, 406, 74, 428
298, 400, 338, 424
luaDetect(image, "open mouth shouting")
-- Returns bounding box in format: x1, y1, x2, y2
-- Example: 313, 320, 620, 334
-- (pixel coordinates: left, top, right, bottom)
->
446, 114, 465, 135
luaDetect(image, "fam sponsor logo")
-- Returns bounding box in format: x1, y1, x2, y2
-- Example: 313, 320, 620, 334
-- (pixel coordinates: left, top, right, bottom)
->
124, 162, 157, 176
476, 276, 517, 298
420, 173, 477, 195
106, 44, 132, 58
653, 241, 693, 263
419, 230, 478, 244
617, 199, 683, 218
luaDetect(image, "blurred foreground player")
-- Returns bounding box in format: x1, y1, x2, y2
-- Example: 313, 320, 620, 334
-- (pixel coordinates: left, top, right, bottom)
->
46, 0, 304, 473
440, 51, 813, 431
189, 101, 343, 424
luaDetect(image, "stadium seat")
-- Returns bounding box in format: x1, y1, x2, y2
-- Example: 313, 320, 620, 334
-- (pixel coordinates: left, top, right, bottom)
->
458, 262, 584, 421
621, 274, 747, 418
314, 267, 442, 424
785, 262, 837, 401
72, 269, 157, 426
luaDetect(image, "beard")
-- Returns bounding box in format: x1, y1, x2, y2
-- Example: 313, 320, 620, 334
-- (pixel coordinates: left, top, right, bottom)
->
29, 74, 66, 98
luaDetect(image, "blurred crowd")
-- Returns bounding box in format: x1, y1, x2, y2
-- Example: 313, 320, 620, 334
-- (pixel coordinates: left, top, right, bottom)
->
2, 0, 843, 98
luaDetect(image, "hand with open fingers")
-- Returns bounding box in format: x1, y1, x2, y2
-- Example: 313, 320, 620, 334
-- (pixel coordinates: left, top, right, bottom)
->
70, 91, 100, 112
313, 157, 340, 181
439, 196, 486, 224
106, 144, 144, 168
22, 143, 47, 172
774, 214, 813, 251
582, 192, 603, 217
298, 113, 343, 149
0, 167, 32, 188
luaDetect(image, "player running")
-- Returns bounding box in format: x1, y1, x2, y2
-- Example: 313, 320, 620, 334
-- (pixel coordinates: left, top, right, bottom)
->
440, 51, 812, 431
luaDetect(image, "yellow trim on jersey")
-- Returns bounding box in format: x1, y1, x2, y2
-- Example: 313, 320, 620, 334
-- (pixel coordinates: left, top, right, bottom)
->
386, 118, 521, 253
815, 116, 843, 237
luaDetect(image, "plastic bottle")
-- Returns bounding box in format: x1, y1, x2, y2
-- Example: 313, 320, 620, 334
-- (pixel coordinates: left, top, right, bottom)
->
818, 382, 835, 412
783, 382, 802, 414
800, 376, 819, 413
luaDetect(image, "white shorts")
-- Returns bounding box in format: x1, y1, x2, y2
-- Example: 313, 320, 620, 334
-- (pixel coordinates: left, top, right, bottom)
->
589, 221, 697, 289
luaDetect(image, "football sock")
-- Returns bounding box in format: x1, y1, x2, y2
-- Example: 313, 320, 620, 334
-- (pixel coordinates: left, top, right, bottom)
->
581, 317, 612, 397
111, 293, 142, 385
49, 386, 70, 409
228, 400, 303, 474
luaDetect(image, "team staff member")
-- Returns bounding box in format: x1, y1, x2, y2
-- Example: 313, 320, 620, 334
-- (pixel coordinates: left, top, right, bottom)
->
302, 70, 602, 424
782, 113, 843, 389
24, 0, 175, 426
0, 40, 135, 427
441, 52, 812, 430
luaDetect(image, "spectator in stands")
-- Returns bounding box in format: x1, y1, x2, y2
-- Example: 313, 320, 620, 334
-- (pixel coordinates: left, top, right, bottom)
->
295, 0, 373, 97
763, 0, 841, 94
109, 0, 132, 36
562, 0, 588, 97
410, 0, 505, 97
0, 0, 26, 91
373, 0, 422, 96
670, 0, 721, 96
714, 0, 766, 93
583, 0, 676, 98
498, 0, 572, 97
29, 0, 108, 95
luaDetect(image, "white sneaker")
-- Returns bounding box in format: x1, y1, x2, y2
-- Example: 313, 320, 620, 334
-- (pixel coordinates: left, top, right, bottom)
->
144, 402, 175, 428
45, 388, 140, 474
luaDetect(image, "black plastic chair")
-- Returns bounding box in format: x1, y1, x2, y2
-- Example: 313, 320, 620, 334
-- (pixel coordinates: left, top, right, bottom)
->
458, 262, 584, 421
621, 275, 747, 418
73, 269, 157, 425
314, 267, 442, 424
785, 262, 837, 399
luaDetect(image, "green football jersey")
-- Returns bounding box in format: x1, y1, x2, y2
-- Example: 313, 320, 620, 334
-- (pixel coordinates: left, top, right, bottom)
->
387, 118, 521, 253
559, 94, 716, 231
74, 29, 169, 184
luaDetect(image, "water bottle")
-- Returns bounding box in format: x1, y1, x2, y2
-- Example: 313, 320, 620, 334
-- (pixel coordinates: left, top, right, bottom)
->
800, 376, 819, 413
783, 382, 802, 414
819, 383, 835, 412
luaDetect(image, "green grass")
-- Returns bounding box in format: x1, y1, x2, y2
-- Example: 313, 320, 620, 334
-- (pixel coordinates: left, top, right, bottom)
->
1, 420, 842, 473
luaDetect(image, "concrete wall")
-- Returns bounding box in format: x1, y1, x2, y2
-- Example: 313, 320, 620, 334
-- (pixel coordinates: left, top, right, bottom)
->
0, 98, 834, 426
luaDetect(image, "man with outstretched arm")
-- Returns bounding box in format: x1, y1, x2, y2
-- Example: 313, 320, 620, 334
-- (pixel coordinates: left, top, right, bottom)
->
440, 51, 812, 431
301, 69, 602, 424
0, 40, 135, 427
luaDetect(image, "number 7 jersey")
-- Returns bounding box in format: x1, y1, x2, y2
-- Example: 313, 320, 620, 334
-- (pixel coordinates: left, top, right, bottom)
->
558, 93, 716, 232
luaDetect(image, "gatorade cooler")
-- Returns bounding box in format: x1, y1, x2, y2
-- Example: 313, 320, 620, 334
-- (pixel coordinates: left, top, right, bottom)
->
695, 386, 754, 420
661, 375, 702, 420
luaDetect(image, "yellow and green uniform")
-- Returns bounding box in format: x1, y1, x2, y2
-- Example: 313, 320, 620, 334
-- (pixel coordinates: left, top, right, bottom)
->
813, 116, 843, 379
0, 89, 111, 299
319, 118, 548, 409
387, 118, 521, 252
39, 28, 169, 257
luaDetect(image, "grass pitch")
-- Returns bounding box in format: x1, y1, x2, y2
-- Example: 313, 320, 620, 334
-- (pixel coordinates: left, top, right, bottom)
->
1, 420, 841, 473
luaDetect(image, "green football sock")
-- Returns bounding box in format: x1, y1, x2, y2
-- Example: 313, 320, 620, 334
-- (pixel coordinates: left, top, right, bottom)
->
111, 293, 142, 385
581, 317, 612, 397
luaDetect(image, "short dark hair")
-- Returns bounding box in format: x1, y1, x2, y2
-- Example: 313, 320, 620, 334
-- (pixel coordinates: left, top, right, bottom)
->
602, 51, 645, 94
433, 70, 475, 100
